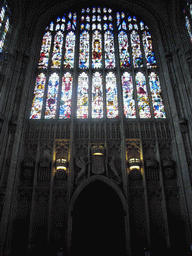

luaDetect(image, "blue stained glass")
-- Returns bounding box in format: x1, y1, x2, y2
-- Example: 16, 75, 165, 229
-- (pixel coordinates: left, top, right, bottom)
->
92, 72, 103, 118
59, 73, 73, 119
104, 30, 115, 68
106, 72, 118, 118
79, 31, 89, 68
51, 31, 63, 68
45, 73, 59, 119
118, 31, 131, 68
92, 30, 102, 68
77, 73, 89, 118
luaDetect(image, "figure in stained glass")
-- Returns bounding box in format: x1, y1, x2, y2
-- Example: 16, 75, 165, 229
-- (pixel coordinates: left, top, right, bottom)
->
130, 30, 143, 68
122, 72, 136, 118
118, 31, 131, 68
142, 31, 157, 68
79, 31, 89, 68
92, 72, 103, 118
136, 72, 151, 118
92, 30, 102, 68
149, 72, 166, 118
30, 73, 46, 119
106, 72, 118, 118
45, 73, 59, 119
38, 32, 52, 69
51, 31, 63, 68
104, 30, 115, 68
64, 31, 76, 68
77, 73, 89, 118
59, 73, 73, 119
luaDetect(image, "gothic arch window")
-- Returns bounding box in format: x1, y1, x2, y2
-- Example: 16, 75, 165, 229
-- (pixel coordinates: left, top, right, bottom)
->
184, 0, 192, 43
0, 1, 11, 53
30, 6, 166, 120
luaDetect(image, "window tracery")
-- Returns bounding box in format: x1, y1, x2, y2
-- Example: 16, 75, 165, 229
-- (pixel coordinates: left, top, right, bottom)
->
0, 1, 11, 53
30, 6, 166, 120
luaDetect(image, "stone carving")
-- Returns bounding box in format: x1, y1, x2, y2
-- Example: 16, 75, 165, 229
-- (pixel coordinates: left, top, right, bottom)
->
107, 155, 121, 183
75, 155, 90, 184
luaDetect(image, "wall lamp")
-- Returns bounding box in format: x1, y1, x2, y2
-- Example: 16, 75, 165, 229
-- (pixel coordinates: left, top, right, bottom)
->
128, 158, 141, 170
56, 158, 68, 171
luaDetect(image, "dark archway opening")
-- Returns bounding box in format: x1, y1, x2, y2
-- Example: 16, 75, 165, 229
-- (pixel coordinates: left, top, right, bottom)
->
70, 180, 127, 256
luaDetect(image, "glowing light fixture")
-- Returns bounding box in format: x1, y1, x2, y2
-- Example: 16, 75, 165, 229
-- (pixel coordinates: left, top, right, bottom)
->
93, 152, 103, 156
129, 158, 141, 170
56, 158, 68, 170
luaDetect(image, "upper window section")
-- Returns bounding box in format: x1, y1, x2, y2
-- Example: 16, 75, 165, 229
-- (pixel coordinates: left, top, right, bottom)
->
30, 7, 166, 120
0, 1, 11, 53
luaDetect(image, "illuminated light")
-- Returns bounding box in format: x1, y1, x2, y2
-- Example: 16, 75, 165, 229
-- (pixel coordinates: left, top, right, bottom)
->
93, 152, 103, 156
56, 158, 68, 170
128, 158, 141, 170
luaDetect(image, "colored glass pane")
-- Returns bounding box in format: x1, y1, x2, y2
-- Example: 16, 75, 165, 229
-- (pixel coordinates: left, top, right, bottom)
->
185, 16, 192, 42
140, 21, 144, 30
106, 72, 118, 118
149, 72, 166, 118
92, 30, 102, 68
105, 30, 115, 68
135, 72, 151, 118
50, 22, 54, 31
0, 17, 9, 52
92, 72, 103, 118
64, 31, 76, 68
104, 23, 108, 30
59, 73, 73, 119
77, 73, 89, 118
122, 72, 136, 118
30, 73, 46, 119
0, 7, 5, 26
79, 31, 89, 68
45, 73, 59, 119
51, 31, 64, 68
73, 13, 77, 27
118, 31, 131, 68
122, 21, 127, 29
92, 15, 96, 21
142, 31, 157, 68
130, 30, 143, 68
67, 21, 71, 30
97, 24, 101, 30
38, 32, 52, 69
117, 12, 120, 26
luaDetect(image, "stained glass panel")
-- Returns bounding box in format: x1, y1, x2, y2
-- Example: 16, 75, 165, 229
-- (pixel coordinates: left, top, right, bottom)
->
77, 73, 89, 118
185, 16, 192, 42
106, 72, 118, 118
0, 7, 5, 27
30, 73, 46, 119
149, 72, 166, 118
105, 30, 115, 68
59, 73, 73, 119
64, 31, 76, 68
92, 72, 103, 118
79, 31, 89, 68
45, 73, 59, 119
0, 17, 9, 52
122, 72, 136, 118
92, 30, 102, 68
118, 31, 131, 68
142, 31, 157, 68
130, 30, 143, 68
51, 31, 63, 68
38, 32, 52, 69
135, 72, 151, 118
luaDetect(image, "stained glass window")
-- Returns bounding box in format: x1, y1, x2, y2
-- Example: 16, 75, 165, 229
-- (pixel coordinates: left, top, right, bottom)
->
51, 31, 63, 68
79, 31, 89, 68
45, 73, 59, 119
77, 72, 89, 118
0, 3, 10, 53
30, 7, 166, 120
184, 1, 192, 43
59, 72, 73, 119
106, 72, 118, 118
30, 73, 46, 119
122, 72, 136, 118
92, 72, 103, 118
92, 30, 102, 68
149, 72, 166, 118
64, 31, 76, 68
136, 72, 151, 118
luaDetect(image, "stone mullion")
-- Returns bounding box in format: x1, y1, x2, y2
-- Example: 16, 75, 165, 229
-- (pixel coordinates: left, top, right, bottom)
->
156, 140, 171, 248
27, 141, 41, 249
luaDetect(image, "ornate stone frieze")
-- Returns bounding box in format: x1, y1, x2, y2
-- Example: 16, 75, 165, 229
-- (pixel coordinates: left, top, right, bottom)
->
147, 187, 162, 200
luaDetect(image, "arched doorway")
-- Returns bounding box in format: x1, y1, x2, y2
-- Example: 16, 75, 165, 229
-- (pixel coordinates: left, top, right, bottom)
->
70, 180, 127, 256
